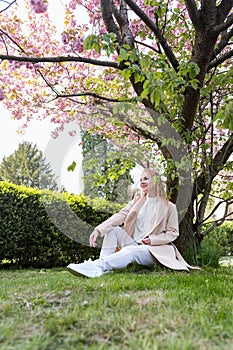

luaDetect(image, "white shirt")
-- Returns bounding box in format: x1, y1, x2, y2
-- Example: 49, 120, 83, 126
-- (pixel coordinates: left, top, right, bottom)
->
134, 195, 158, 243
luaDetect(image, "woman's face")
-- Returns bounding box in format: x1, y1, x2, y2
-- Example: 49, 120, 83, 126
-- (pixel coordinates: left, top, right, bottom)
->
139, 171, 155, 195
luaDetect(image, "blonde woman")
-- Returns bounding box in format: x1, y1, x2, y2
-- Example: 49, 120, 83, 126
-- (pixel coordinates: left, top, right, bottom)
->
67, 168, 196, 278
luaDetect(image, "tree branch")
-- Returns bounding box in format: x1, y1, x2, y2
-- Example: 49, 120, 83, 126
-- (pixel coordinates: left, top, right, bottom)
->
57, 92, 131, 103
111, 0, 135, 49
212, 13, 233, 36
123, 0, 179, 71
208, 48, 233, 70
135, 39, 159, 53
0, 0, 16, 13
37, 69, 60, 96
211, 134, 233, 177
0, 29, 27, 54
100, 0, 122, 45
124, 119, 175, 164
194, 135, 233, 197
0, 54, 120, 69
111, 0, 127, 29
201, 0, 218, 30
201, 200, 233, 236
37, 68, 125, 104
217, 0, 233, 23
184, 0, 199, 28
200, 196, 233, 225
212, 28, 233, 58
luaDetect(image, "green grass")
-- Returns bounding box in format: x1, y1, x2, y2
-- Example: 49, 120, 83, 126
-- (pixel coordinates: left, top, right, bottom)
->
0, 265, 232, 350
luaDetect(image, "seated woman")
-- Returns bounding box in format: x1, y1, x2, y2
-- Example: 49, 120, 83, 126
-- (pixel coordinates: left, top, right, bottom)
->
67, 168, 199, 278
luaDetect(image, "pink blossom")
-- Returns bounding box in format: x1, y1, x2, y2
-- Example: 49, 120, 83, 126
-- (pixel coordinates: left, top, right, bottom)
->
185, 43, 192, 51
62, 34, 69, 45
69, 0, 77, 10
14, 109, 24, 120
72, 36, 84, 53
112, 54, 118, 61
34, 63, 41, 69
51, 131, 59, 139
0, 87, 5, 101
219, 129, 226, 136
70, 18, 77, 28
104, 74, 115, 81
176, 1, 184, 9
26, 62, 34, 69
30, 0, 47, 14
99, 27, 107, 34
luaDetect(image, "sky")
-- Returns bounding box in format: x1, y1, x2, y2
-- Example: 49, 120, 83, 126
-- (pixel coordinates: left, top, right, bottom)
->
0, 94, 84, 195
0, 0, 84, 194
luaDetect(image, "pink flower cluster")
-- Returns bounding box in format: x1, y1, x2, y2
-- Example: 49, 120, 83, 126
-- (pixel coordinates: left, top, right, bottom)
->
68, 0, 77, 10
0, 88, 5, 101
62, 33, 84, 54
104, 74, 115, 81
72, 35, 84, 53
12, 61, 42, 70
30, 0, 47, 14
62, 34, 69, 45
68, 130, 77, 137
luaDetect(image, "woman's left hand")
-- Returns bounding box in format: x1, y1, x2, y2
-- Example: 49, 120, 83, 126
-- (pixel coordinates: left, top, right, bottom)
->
141, 236, 151, 245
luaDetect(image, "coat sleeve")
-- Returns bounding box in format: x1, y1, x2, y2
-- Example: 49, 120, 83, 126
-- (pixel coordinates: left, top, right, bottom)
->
149, 202, 179, 246
95, 199, 135, 237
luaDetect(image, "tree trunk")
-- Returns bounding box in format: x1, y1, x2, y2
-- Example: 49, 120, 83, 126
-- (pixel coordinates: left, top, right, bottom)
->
176, 201, 202, 263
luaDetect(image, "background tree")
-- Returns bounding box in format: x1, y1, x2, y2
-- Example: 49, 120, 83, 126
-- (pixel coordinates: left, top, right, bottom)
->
81, 130, 134, 204
0, 142, 58, 191
0, 0, 232, 258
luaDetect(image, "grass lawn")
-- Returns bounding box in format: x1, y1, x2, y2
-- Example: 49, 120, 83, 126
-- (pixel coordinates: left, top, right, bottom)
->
0, 265, 232, 350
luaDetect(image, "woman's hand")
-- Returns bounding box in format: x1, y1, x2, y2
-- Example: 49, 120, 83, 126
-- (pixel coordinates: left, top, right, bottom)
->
141, 236, 151, 245
89, 229, 100, 247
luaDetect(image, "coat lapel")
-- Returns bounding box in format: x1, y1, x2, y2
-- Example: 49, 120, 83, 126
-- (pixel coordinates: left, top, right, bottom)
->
124, 195, 168, 238
146, 200, 169, 237
124, 195, 146, 237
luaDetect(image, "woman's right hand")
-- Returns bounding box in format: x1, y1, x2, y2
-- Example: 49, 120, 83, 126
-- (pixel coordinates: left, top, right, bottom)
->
89, 229, 99, 247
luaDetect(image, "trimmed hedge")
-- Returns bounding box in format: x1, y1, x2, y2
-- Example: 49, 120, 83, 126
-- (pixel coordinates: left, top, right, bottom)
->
0, 181, 122, 268
197, 221, 233, 267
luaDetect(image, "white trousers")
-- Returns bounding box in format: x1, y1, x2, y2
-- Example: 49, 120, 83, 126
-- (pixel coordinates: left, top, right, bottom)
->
94, 227, 155, 271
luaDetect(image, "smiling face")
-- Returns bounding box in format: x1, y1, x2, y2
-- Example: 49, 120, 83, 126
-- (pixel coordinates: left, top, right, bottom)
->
139, 171, 156, 197
139, 169, 166, 199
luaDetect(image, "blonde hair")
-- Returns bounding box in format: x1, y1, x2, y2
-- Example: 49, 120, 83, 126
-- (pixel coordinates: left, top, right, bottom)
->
142, 168, 167, 201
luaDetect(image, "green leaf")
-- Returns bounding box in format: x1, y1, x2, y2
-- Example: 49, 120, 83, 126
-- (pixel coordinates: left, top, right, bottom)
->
140, 88, 150, 99
118, 48, 128, 62
150, 89, 160, 106
190, 79, 199, 89
67, 161, 77, 172
83, 34, 101, 53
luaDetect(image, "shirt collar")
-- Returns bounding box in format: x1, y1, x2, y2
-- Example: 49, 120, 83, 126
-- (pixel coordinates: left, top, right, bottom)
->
146, 194, 158, 204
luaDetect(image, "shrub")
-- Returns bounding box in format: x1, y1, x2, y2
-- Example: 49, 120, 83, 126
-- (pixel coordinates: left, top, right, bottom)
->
197, 222, 233, 267
0, 181, 122, 268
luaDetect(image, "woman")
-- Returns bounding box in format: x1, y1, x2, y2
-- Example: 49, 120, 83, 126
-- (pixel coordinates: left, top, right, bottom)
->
67, 168, 197, 278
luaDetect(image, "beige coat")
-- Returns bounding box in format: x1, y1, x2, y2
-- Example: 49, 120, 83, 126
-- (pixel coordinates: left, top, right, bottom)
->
96, 195, 197, 271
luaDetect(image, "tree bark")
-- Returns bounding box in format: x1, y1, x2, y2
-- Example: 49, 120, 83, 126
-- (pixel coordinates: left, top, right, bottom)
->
176, 202, 202, 260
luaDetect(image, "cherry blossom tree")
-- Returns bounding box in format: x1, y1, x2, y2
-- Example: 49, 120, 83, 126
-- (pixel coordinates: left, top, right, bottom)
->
0, 0, 232, 257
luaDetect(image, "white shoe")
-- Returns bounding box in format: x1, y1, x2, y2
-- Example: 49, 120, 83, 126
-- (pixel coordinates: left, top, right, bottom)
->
67, 260, 104, 278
